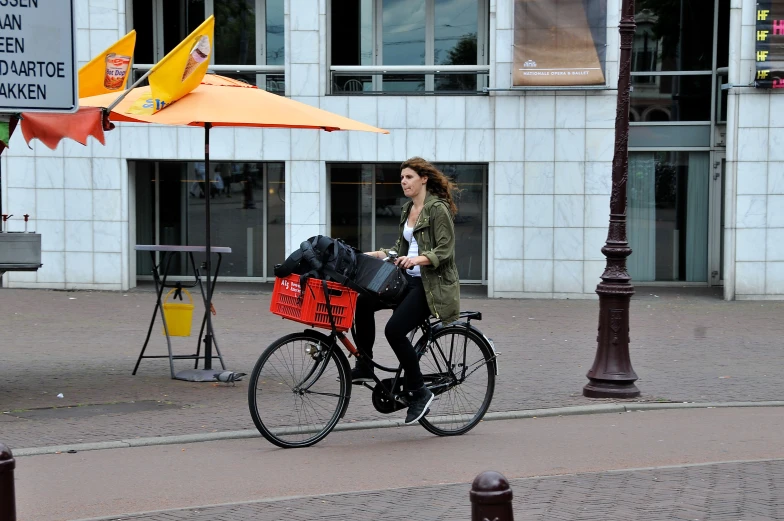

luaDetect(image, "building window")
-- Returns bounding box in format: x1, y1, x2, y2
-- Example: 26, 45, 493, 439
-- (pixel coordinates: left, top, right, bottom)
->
630, 0, 715, 123
329, 0, 489, 94
130, 0, 285, 94
328, 163, 487, 283
134, 161, 285, 280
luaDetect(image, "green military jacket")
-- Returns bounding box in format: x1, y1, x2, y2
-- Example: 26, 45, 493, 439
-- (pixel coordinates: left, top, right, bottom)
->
380, 193, 461, 324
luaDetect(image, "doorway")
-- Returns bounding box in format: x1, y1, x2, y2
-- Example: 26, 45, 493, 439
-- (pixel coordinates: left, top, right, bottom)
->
626, 151, 724, 286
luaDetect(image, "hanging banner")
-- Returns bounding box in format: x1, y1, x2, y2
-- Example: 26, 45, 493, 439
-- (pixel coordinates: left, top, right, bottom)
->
78, 31, 137, 98
755, 0, 784, 88
513, 0, 607, 87
127, 16, 214, 115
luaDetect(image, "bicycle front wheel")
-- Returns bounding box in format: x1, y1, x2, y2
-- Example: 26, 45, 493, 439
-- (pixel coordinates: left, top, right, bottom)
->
417, 325, 495, 436
248, 332, 350, 448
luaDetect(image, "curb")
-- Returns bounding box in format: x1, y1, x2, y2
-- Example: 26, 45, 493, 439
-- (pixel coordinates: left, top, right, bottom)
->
12, 400, 784, 457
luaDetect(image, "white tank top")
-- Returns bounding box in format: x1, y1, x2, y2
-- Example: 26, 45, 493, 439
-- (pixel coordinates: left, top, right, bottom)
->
402, 222, 421, 277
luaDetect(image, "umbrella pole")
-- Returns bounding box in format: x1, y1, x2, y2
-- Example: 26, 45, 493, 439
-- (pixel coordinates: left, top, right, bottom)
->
204, 122, 213, 370
174, 123, 226, 382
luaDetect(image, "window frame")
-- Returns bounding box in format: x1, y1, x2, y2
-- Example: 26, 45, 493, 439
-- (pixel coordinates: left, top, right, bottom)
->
128, 0, 284, 91
628, 0, 721, 126
327, 0, 489, 94
326, 162, 488, 284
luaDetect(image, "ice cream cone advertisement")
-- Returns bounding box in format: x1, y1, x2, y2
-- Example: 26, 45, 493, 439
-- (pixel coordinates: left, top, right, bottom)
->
182, 36, 211, 81
78, 31, 137, 98
127, 16, 215, 115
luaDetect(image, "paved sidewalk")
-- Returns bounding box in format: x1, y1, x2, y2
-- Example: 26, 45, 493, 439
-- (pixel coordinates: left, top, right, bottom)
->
1, 285, 783, 450
77, 459, 784, 521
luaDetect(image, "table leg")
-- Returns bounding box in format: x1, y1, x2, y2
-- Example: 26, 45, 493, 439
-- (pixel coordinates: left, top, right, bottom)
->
171, 251, 227, 382
189, 253, 203, 369
187, 252, 225, 371
193, 252, 226, 371
205, 253, 226, 370
205, 253, 226, 369
134, 251, 176, 378
158, 252, 177, 378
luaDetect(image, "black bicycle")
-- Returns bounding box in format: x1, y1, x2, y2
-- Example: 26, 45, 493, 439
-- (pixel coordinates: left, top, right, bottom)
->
248, 306, 499, 448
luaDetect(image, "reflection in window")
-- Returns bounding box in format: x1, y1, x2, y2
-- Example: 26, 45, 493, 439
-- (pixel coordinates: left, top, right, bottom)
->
633, 0, 714, 72
435, 0, 479, 92
328, 163, 487, 282
330, 165, 374, 253
329, 0, 487, 94
162, 0, 206, 54
266, 163, 286, 276
135, 161, 285, 279
214, 0, 256, 67
131, 0, 205, 70
266, 0, 285, 66
438, 164, 485, 281
375, 164, 409, 248
382, 0, 426, 92
632, 28, 658, 84
330, 0, 375, 92
631, 75, 712, 122
130, 0, 285, 94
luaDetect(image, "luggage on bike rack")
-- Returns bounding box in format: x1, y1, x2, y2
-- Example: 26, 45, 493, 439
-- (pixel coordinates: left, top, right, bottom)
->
273, 235, 408, 308
350, 253, 408, 305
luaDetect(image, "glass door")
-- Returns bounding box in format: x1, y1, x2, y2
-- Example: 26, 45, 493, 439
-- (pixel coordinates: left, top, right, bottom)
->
627, 151, 711, 282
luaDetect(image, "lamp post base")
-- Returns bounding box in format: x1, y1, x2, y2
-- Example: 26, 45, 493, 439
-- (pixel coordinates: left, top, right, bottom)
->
583, 274, 640, 399
583, 379, 640, 398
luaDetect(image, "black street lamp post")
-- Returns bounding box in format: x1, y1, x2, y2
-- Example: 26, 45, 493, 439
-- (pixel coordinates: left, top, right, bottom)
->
583, 0, 641, 398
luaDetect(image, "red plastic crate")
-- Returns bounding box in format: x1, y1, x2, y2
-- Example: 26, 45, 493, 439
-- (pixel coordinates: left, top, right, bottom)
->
270, 274, 358, 332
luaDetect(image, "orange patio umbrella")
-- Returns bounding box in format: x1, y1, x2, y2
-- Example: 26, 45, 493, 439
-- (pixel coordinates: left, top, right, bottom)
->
80, 74, 388, 381
81, 74, 386, 132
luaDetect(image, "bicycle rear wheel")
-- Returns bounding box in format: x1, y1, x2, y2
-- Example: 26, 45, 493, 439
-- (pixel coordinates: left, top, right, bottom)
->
417, 325, 495, 436
248, 332, 350, 448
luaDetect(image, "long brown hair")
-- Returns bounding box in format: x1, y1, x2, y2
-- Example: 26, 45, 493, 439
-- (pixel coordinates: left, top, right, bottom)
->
400, 157, 459, 216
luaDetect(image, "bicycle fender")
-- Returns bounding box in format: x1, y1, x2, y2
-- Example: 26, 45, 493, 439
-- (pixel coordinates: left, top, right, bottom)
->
441, 322, 500, 376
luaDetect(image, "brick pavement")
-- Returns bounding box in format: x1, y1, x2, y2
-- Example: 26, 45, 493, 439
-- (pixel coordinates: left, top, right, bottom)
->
1, 285, 784, 449
76, 459, 784, 521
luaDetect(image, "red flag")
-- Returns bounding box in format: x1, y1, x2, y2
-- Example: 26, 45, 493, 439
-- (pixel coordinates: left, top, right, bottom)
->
19, 108, 114, 150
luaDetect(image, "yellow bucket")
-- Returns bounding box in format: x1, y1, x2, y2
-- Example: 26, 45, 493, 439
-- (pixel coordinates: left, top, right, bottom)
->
162, 289, 195, 337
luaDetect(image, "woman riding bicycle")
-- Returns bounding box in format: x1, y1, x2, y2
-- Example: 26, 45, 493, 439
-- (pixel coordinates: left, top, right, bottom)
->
352, 157, 461, 425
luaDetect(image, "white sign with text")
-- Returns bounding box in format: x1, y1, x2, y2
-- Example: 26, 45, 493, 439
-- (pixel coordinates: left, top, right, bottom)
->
0, 0, 77, 112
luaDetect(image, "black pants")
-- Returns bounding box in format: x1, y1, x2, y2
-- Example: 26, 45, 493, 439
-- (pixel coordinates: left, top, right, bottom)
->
353, 275, 431, 390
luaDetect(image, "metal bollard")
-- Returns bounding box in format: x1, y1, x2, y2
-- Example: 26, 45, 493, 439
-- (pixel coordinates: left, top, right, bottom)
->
470, 470, 513, 521
0, 443, 16, 521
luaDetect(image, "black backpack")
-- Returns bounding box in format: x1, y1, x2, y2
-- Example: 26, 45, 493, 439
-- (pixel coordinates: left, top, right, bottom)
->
274, 235, 407, 305
274, 235, 358, 286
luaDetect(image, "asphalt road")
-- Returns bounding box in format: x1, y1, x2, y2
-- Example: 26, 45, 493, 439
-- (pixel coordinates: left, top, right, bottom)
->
14, 407, 784, 521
